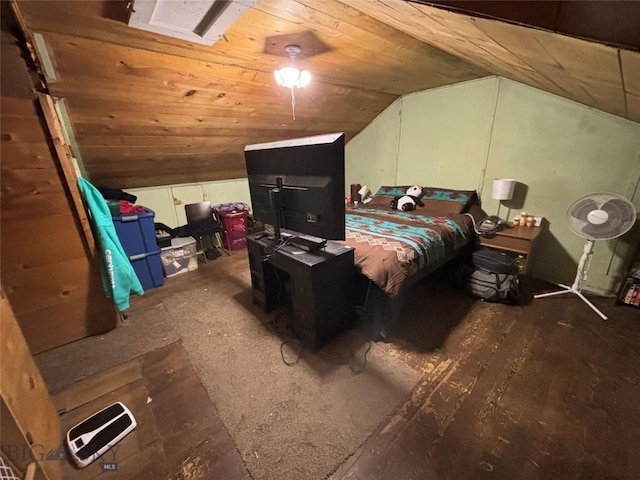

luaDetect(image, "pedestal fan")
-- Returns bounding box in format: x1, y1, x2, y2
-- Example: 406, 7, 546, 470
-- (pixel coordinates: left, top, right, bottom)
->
534, 192, 637, 320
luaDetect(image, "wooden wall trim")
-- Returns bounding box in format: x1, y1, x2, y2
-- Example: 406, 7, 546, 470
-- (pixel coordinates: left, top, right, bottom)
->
36, 92, 95, 258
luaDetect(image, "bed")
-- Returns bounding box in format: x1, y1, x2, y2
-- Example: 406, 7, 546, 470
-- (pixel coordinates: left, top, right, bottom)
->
343, 185, 481, 340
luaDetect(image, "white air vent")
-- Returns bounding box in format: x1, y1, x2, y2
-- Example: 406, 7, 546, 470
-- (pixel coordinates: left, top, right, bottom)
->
128, 0, 256, 46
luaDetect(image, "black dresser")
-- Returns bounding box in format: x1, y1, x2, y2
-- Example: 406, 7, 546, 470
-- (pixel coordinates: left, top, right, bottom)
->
247, 233, 355, 350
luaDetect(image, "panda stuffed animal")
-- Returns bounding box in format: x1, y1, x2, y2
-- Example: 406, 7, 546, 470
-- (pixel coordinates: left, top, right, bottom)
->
390, 185, 424, 211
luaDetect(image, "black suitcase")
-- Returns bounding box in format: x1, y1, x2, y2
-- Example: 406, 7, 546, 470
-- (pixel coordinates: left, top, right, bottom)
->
472, 246, 518, 275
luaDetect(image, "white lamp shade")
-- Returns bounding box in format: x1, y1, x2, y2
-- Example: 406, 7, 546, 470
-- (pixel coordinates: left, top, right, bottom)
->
492, 178, 516, 200
274, 67, 311, 88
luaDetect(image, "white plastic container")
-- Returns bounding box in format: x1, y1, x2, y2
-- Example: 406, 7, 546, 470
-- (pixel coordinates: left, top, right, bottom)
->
160, 237, 198, 277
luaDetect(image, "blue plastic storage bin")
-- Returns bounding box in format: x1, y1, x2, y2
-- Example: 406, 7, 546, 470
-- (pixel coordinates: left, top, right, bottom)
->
129, 249, 164, 290
112, 208, 157, 256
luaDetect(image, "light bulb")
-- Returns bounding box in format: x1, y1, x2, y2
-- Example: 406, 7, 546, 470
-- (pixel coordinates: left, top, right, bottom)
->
274, 67, 311, 88
298, 70, 311, 87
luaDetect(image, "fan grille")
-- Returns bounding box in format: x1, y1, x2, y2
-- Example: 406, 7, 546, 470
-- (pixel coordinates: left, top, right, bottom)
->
566, 193, 636, 240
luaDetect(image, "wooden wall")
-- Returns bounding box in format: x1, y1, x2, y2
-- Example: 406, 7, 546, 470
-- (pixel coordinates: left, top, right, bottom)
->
1, 13, 117, 354
1, 288, 61, 480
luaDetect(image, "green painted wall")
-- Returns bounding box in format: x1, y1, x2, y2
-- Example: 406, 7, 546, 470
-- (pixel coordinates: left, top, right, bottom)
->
345, 99, 402, 195
127, 186, 178, 226
397, 77, 500, 193
345, 76, 640, 295
127, 178, 251, 228
485, 79, 640, 294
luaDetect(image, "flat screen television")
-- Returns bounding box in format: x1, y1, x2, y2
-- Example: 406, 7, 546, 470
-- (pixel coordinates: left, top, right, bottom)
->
244, 132, 345, 243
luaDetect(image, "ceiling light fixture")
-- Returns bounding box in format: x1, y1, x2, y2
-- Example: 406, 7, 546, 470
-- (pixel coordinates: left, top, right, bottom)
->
274, 45, 311, 120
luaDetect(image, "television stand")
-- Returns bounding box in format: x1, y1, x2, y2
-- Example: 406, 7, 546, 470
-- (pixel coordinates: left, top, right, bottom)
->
247, 232, 355, 350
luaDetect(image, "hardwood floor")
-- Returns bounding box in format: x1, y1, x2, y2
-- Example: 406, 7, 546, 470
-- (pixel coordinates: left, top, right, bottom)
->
56, 250, 640, 479
54, 341, 251, 479
331, 272, 640, 480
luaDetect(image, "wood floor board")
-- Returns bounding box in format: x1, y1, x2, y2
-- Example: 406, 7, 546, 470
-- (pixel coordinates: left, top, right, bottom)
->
537, 310, 636, 480
100, 439, 166, 480
385, 313, 533, 479
59, 379, 156, 480
430, 313, 541, 480
593, 317, 640, 478
57, 377, 147, 431
464, 308, 573, 480
330, 272, 640, 480
53, 359, 142, 412
534, 321, 602, 478
332, 298, 529, 479
140, 342, 251, 480
43, 253, 640, 480
51, 340, 250, 479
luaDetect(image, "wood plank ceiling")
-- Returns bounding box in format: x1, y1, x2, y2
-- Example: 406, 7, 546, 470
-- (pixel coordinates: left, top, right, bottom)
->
13, 0, 640, 189
13, 0, 486, 189
345, 0, 640, 123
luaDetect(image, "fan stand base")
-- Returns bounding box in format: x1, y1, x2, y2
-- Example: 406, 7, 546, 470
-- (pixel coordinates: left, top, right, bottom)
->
534, 284, 608, 320
534, 239, 608, 321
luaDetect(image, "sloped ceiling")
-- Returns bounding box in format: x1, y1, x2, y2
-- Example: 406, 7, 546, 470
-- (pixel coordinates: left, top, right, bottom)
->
11, 0, 640, 189
345, 0, 640, 122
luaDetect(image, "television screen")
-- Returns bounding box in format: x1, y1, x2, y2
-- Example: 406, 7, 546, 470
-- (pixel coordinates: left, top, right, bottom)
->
244, 132, 345, 241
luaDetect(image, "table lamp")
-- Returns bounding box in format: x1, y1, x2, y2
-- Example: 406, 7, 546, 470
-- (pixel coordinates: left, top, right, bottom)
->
492, 178, 515, 218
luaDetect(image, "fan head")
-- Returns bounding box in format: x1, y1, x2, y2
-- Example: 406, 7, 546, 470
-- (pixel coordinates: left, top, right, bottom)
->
567, 192, 637, 240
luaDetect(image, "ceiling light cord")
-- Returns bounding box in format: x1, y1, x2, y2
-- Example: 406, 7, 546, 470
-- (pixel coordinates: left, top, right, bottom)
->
290, 87, 296, 120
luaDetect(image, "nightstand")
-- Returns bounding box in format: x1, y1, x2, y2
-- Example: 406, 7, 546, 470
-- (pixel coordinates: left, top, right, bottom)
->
476, 226, 543, 274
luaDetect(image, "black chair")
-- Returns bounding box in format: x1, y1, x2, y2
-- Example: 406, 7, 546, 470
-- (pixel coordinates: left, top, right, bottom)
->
184, 201, 228, 261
